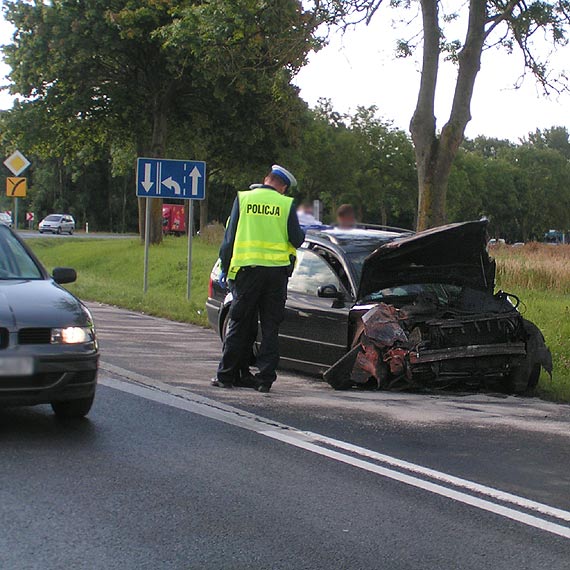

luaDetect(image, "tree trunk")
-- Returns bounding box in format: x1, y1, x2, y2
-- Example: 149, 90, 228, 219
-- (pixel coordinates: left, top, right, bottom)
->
380, 201, 387, 227
416, 161, 449, 230
139, 93, 171, 244
199, 192, 209, 233
412, 0, 487, 231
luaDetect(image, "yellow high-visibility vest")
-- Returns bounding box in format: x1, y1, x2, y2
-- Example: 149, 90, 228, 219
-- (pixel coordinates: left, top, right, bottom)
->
228, 187, 296, 279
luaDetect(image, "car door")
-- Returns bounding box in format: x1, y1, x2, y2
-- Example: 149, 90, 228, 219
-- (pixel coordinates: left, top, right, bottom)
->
279, 249, 350, 375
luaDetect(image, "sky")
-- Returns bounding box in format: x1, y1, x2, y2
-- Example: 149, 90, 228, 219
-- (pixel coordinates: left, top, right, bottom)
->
293, 7, 570, 142
1, 4, 569, 142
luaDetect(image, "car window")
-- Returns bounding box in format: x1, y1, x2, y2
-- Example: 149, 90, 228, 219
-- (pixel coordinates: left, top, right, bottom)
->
45, 215, 62, 222
363, 283, 462, 305
0, 227, 43, 279
288, 250, 341, 296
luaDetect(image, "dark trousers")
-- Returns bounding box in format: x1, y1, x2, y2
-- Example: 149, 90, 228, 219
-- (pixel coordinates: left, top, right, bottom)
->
217, 266, 288, 386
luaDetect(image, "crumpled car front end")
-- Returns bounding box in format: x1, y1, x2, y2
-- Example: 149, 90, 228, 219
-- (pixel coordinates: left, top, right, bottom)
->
325, 221, 552, 394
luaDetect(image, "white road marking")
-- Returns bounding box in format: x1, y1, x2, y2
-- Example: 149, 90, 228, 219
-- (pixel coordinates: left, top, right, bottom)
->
99, 370, 570, 540
305, 433, 570, 524
264, 431, 570, 540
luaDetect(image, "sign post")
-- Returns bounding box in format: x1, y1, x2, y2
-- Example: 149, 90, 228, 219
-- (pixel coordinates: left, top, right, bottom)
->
136, 157, 206, 299
186, 200, 194, 300
4, 151, 31, 231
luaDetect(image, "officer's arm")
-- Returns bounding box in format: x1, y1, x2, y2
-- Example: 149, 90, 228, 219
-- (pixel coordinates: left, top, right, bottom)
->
287, 202, 306, 248
219, 198, 240, 274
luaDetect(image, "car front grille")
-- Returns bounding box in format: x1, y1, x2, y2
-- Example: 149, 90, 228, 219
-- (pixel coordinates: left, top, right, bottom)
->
18, 328, 51, 345
0, 328, 8, 349
0, 372, 63, 391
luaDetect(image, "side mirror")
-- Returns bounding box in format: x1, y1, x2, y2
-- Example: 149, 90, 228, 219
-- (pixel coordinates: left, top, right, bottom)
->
317, 284, 343, 299
52, 267, 77, 284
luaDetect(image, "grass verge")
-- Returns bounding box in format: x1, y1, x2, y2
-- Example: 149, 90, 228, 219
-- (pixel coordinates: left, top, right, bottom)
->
29, 236, 219, 327
29, 237, 570, 401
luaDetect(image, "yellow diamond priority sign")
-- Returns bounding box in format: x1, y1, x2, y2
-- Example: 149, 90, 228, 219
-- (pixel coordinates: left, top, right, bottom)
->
6, 177, 27, 197
4, 150, 31, 177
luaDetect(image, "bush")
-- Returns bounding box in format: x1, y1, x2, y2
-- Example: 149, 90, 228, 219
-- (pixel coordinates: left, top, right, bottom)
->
199, 222, 225, 246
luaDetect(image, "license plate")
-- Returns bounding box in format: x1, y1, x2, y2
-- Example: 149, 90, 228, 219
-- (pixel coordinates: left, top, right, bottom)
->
0, 357, 34, 377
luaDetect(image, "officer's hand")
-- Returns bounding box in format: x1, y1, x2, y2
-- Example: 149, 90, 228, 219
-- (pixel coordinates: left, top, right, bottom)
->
218, 272, 228, 290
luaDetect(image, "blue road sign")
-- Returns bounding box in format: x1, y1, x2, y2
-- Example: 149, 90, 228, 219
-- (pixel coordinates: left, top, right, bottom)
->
136, 158, 206, 200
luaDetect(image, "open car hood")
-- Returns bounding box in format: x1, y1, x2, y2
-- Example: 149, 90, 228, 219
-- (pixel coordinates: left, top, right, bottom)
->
357, 220, 496, 300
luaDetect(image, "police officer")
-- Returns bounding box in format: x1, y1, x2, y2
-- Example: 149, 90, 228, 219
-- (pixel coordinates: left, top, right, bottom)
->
212, 165, 305, 392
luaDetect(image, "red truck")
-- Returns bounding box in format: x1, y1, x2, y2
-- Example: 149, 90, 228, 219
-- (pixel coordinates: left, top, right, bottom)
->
162, 204, 186, 236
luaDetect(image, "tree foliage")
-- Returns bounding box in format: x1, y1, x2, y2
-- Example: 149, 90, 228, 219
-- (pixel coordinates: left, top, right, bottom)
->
316, 0, 570, 230
2, 0, 323, 242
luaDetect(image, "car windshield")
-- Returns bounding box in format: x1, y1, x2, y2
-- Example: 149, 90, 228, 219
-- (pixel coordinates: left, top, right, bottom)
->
342, 238, 399, 281
45, 215, 62, 221
0, 226, 43, 280
362, 283, 463, 305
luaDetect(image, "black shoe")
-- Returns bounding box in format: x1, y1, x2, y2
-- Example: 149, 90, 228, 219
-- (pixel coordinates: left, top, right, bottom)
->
235, 372, 257, 389
256, 383, 272, 393
211, 377, 233, 389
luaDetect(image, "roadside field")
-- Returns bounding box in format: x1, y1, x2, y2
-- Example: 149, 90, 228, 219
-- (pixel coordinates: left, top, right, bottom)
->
493, 244, 570, 401
29, 237, 218, 327
29, 238, 570, 401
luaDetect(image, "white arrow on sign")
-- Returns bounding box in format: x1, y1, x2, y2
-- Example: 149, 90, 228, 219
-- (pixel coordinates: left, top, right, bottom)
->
189, 166, 202, 196
162, 176, 181, 195
141, 163, 154, 193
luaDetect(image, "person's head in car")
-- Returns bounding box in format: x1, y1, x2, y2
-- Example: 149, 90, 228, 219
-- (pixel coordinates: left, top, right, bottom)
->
336, 204, 357, 229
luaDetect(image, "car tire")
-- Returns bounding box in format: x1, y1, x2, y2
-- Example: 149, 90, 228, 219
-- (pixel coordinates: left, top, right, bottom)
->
507, 361, 541, 395
220, 309, 230, 341
51, 395, 94, 419
56, 227, 62, 235
69, 228, 74, 235
220, 309, 259, 363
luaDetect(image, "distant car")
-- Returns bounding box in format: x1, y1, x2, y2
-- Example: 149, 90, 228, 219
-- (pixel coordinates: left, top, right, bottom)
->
0, 224, 98, 417
39, 214, 75, 235
0, 212, 12, 228
206, 221, 551, 394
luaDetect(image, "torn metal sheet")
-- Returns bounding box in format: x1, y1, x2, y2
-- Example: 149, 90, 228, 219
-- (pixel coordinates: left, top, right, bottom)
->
325, 297, 551, 394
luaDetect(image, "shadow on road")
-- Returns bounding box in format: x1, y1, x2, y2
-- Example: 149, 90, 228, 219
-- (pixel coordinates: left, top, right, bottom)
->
0, 406, 97, 443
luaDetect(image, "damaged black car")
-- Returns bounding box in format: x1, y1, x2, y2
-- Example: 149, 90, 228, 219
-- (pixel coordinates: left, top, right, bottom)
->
207, 220, 551, 394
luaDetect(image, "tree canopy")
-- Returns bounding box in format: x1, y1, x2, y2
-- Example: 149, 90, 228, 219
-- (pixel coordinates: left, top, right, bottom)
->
2, 0, 323, 242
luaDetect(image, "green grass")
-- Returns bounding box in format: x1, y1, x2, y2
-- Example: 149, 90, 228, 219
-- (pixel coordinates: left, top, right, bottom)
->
495, 286, 570, 401
29, 236, 219, 327
28, 237, 570, 401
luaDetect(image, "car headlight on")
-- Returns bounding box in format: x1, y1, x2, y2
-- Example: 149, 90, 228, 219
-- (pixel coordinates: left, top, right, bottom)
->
51, 326, 94, 344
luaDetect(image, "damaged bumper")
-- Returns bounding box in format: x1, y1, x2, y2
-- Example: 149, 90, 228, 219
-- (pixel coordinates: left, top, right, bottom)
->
324, 302, 551, 394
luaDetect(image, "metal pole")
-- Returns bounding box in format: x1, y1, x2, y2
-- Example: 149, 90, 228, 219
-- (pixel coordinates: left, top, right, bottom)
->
186, 200, 194, 300
14, 198, 18, 231
143, 197, 151, 293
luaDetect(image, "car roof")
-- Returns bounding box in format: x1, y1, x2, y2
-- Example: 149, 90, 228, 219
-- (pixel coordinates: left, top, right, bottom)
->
306, 227, 410, 252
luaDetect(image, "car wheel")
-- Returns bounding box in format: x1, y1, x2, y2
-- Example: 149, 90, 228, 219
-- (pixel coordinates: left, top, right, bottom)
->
51, 395, 94, 419
56, 227, 62, 235
507, 361, 541, 395
69, 228, 74, 235
220, 309, 230, 341
220, 309, 259, 362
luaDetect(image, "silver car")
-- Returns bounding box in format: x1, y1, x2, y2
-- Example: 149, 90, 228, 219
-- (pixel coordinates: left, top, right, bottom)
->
0, 213, 12, 228
38, 214, 75, 235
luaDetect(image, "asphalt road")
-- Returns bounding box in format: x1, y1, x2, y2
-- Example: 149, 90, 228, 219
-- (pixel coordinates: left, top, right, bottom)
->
2, 303, 570, 568
2, 384, 569, 570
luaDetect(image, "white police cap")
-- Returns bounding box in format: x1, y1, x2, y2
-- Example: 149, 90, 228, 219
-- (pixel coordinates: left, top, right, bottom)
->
271, 165, 297, 189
